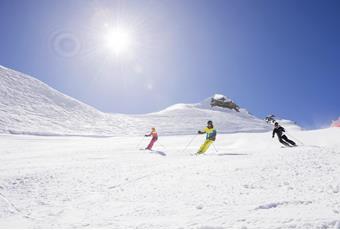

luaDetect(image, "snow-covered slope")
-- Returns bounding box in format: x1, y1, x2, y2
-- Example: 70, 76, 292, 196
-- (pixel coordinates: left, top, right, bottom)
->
0, 65, 137, 136
0, 128, 339, 228
137, 96, 271, 135
0, 65, 281, 136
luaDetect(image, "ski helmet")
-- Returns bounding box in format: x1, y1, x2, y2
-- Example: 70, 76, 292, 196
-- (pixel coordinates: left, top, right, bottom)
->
274, 122, 279, 126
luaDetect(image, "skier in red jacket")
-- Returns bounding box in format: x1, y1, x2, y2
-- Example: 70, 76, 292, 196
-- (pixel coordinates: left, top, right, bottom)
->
145, 127, 158, 150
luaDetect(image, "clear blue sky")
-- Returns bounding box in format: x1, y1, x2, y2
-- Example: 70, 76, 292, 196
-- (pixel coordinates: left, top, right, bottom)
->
1, 0, 339, 129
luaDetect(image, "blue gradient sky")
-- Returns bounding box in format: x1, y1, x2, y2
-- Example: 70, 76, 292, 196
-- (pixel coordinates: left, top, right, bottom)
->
0, 0, 339, 128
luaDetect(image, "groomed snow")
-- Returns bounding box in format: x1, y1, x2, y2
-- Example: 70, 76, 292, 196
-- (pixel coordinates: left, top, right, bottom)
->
0, 128, 340, 228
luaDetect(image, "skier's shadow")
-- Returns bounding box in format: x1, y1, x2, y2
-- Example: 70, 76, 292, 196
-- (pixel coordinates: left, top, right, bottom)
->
152, 150, 167, 156
216, 153, 248, 156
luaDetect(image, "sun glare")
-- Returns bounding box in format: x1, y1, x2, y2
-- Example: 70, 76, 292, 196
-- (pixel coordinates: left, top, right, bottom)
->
104, 27, 132, 56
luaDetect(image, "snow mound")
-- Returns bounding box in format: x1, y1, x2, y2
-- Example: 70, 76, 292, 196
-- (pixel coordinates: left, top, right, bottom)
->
331, 117, 340, 127
145, 93, 272, 135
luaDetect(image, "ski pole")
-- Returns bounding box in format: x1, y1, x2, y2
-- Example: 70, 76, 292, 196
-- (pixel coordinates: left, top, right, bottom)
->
212, 143, 218, 153
181, 134, 198, 153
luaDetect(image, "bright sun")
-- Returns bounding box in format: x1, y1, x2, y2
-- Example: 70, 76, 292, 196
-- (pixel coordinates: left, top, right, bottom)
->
104, 27, 132, 56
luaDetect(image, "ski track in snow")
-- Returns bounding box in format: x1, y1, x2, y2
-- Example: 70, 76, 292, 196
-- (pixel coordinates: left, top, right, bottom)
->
1, 129, 340, 228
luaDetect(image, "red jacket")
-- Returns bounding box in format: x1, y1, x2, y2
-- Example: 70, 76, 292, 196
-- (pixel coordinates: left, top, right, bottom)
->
146, 131, 158, 139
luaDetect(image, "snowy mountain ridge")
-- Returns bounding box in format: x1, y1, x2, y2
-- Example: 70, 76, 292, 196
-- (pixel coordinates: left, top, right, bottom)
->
0, 65, 298, 136
0, 65, 121, 135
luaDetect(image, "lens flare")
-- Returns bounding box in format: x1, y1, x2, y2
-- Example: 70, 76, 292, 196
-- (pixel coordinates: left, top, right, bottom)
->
50, 31, 81, 58
103, 27, 132, 56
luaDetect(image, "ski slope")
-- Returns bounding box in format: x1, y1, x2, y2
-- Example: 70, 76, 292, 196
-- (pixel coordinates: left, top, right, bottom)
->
0, 128, 340, 228
0, 65, 283, 136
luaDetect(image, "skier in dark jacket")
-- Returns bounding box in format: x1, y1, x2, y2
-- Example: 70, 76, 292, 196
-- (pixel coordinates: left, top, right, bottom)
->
272, 122, 296, 147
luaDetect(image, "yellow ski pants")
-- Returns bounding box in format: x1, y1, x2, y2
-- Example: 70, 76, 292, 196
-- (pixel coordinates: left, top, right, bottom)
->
197, 140, 214, 154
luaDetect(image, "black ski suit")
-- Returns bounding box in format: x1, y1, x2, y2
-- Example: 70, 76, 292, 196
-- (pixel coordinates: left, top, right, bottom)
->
272, 126, 296, 146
